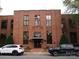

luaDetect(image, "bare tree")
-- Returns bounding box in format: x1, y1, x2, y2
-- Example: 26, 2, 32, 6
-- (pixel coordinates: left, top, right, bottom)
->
63, 0, 79, 13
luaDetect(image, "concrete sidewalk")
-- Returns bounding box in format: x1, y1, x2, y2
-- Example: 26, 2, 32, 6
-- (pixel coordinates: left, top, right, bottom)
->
24, 52, 49, 55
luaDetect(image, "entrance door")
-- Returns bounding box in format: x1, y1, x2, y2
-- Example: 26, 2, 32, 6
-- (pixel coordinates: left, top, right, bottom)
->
34, 39, 42, 48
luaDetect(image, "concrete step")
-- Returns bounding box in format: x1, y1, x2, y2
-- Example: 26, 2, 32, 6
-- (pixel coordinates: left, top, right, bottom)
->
31, 49, 44, 52
24, 52, 49, 55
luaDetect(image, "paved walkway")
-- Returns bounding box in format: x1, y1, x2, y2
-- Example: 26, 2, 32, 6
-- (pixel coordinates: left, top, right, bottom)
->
24, 52, 49, 55
24, 48, 49, 55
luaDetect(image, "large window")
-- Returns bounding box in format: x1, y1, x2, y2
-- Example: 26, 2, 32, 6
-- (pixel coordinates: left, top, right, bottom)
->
35, 15, 40, 26
68, 18, 76, 28
47, 31, 52, 44
0, 33, 6, 44
23, 16, 29, 26
23, 31, 29, 44
1, 20, 7, 29
46, 15, 52, 27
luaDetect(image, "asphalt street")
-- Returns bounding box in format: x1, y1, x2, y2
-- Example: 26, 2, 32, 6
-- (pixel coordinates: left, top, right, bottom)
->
0, 55, 79, 59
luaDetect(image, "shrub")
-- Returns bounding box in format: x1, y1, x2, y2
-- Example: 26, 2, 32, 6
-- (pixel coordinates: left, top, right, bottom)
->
5, 35, 13, 44
0, 44, 4, 47
60, 34, 69, 44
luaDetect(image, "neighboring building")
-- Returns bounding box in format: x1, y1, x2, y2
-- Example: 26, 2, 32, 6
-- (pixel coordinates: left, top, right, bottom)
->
62, 14, 79, 45
0, 10, 79, 50
0, 16, 13, 44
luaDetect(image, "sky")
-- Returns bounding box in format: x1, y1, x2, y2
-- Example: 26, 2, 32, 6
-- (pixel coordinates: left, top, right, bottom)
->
0, 0, 66, 15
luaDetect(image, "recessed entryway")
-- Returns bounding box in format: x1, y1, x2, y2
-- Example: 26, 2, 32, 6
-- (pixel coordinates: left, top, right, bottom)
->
33, 39, 42, 48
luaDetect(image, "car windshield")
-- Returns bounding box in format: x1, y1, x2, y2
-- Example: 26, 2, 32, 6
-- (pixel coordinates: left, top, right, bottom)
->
60, 44, 74, 49
2, 45, 17, 48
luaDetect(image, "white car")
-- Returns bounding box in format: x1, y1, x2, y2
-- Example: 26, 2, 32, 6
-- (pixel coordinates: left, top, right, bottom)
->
0, 44, 24, 55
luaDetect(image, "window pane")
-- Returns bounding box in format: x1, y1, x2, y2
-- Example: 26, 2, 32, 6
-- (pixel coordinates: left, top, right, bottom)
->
68, 18, 75, 28
46, 15, 51, 20
1, 20, 7, 29
46, 20, 52, 26
6, 45, 17, 48
24, 16, 29, 21
46, 15, 52, 27
23, 16, 29, 26
47, 31, 52, 44
35, 15, 40, 26
24, 21, 29, 26
23, 31, 29, 44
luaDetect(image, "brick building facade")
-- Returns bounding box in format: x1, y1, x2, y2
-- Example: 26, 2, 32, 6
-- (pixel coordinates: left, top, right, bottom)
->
62, 14, 79, 45
0, 10, 79, 49
0, 16, 13, 44
13, 10, 62, 48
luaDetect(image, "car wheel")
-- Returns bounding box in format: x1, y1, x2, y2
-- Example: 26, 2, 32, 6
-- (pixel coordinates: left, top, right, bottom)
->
12, 51, 18, 56
0, 52, 1, 55
76, 51, 79, 56
53, 51, 58, 56
66, 51, 71, 56
20, 52, 24, 55
70, 51, 74, 55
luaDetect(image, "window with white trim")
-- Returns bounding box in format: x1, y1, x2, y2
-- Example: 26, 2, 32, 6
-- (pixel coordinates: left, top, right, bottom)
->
35, 15, 40, 26
23, 16, 29, 26
46, 15, 52, 27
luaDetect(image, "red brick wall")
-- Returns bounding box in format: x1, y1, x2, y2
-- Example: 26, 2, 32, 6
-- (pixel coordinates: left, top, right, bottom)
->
0, 16, 13, 35
62, 14, 79, 45
13, 10, 62, 48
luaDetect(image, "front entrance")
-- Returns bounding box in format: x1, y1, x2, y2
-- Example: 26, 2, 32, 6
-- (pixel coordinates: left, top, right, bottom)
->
34, 39, 42, 48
